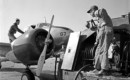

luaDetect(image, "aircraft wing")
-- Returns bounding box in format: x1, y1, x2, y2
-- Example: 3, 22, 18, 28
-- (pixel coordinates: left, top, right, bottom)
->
0, 42, 11, 57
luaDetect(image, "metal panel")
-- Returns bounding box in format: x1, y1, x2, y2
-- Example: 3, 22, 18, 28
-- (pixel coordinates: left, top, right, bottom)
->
61, 32, 81, 70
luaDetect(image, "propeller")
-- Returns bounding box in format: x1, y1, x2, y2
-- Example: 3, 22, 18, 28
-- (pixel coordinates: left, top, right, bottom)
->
36, 15, 54, 76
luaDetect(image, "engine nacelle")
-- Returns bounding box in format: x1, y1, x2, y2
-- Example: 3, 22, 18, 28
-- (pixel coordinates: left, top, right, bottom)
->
11, 28, 54, 65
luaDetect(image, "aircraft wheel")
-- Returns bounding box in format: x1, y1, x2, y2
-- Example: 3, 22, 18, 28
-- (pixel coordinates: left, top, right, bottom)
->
122, 41, 130, 76
21, 70, 35, 80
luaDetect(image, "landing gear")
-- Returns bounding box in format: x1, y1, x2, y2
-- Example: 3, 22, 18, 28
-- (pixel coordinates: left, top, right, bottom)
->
21, 67, 35, 80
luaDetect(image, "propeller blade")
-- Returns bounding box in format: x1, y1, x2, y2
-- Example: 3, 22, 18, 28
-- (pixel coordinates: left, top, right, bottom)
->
36, 15, 54, 76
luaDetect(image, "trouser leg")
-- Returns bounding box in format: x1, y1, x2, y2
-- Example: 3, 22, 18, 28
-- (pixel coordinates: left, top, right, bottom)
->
94, 31, 105, 70
8, 34, 16, 42
94, 45, 102, 70
101, 32, 113, 70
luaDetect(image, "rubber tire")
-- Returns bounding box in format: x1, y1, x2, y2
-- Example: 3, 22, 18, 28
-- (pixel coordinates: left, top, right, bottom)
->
122, 41, 130, 76
74, 64, 93, 80
21, 70, 35, 80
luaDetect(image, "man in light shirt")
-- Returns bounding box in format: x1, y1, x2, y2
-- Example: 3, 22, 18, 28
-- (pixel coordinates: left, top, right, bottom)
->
86, 5, 114, 75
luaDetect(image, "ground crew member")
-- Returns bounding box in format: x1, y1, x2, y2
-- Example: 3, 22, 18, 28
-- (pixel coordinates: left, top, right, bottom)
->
86, 5, 114, 75
8, 18, 24, 42
108, 37, 120, 70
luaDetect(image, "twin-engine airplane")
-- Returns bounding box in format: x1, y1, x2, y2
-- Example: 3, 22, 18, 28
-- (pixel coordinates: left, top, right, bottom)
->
8, 23, 73, 65
0, 16, 74, 79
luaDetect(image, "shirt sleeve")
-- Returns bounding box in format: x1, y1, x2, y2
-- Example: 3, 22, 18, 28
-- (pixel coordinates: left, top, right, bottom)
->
14, 25, 24, 34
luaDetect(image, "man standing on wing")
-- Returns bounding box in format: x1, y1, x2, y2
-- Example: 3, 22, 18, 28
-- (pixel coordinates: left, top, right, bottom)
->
8, 18, 24, 42
86, 5, 114, 75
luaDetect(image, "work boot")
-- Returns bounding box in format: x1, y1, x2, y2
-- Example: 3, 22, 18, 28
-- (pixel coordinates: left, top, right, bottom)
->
96, 69, 108, 76
88, 69, 99, 73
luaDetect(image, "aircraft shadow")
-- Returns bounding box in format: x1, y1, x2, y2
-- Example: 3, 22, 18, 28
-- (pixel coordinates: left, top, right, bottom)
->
0, 67, 35, 73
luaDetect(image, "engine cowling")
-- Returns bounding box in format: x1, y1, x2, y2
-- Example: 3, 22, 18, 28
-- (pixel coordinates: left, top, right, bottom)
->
11, 28, 54, 65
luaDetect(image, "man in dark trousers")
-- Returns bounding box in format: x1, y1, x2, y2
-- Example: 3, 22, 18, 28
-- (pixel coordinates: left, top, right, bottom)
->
8, 18, 24, 42
86, 5, 114, 75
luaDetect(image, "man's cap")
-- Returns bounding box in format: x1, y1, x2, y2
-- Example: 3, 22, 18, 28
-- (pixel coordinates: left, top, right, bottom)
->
87, 5, 98, 13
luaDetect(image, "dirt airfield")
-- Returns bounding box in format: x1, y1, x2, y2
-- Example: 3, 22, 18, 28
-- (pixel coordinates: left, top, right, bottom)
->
0, 58, 57, 80
1, 58, 130, 80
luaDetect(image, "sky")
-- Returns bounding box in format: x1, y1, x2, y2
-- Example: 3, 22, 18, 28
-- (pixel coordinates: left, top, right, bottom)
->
0, 0, 130, 43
